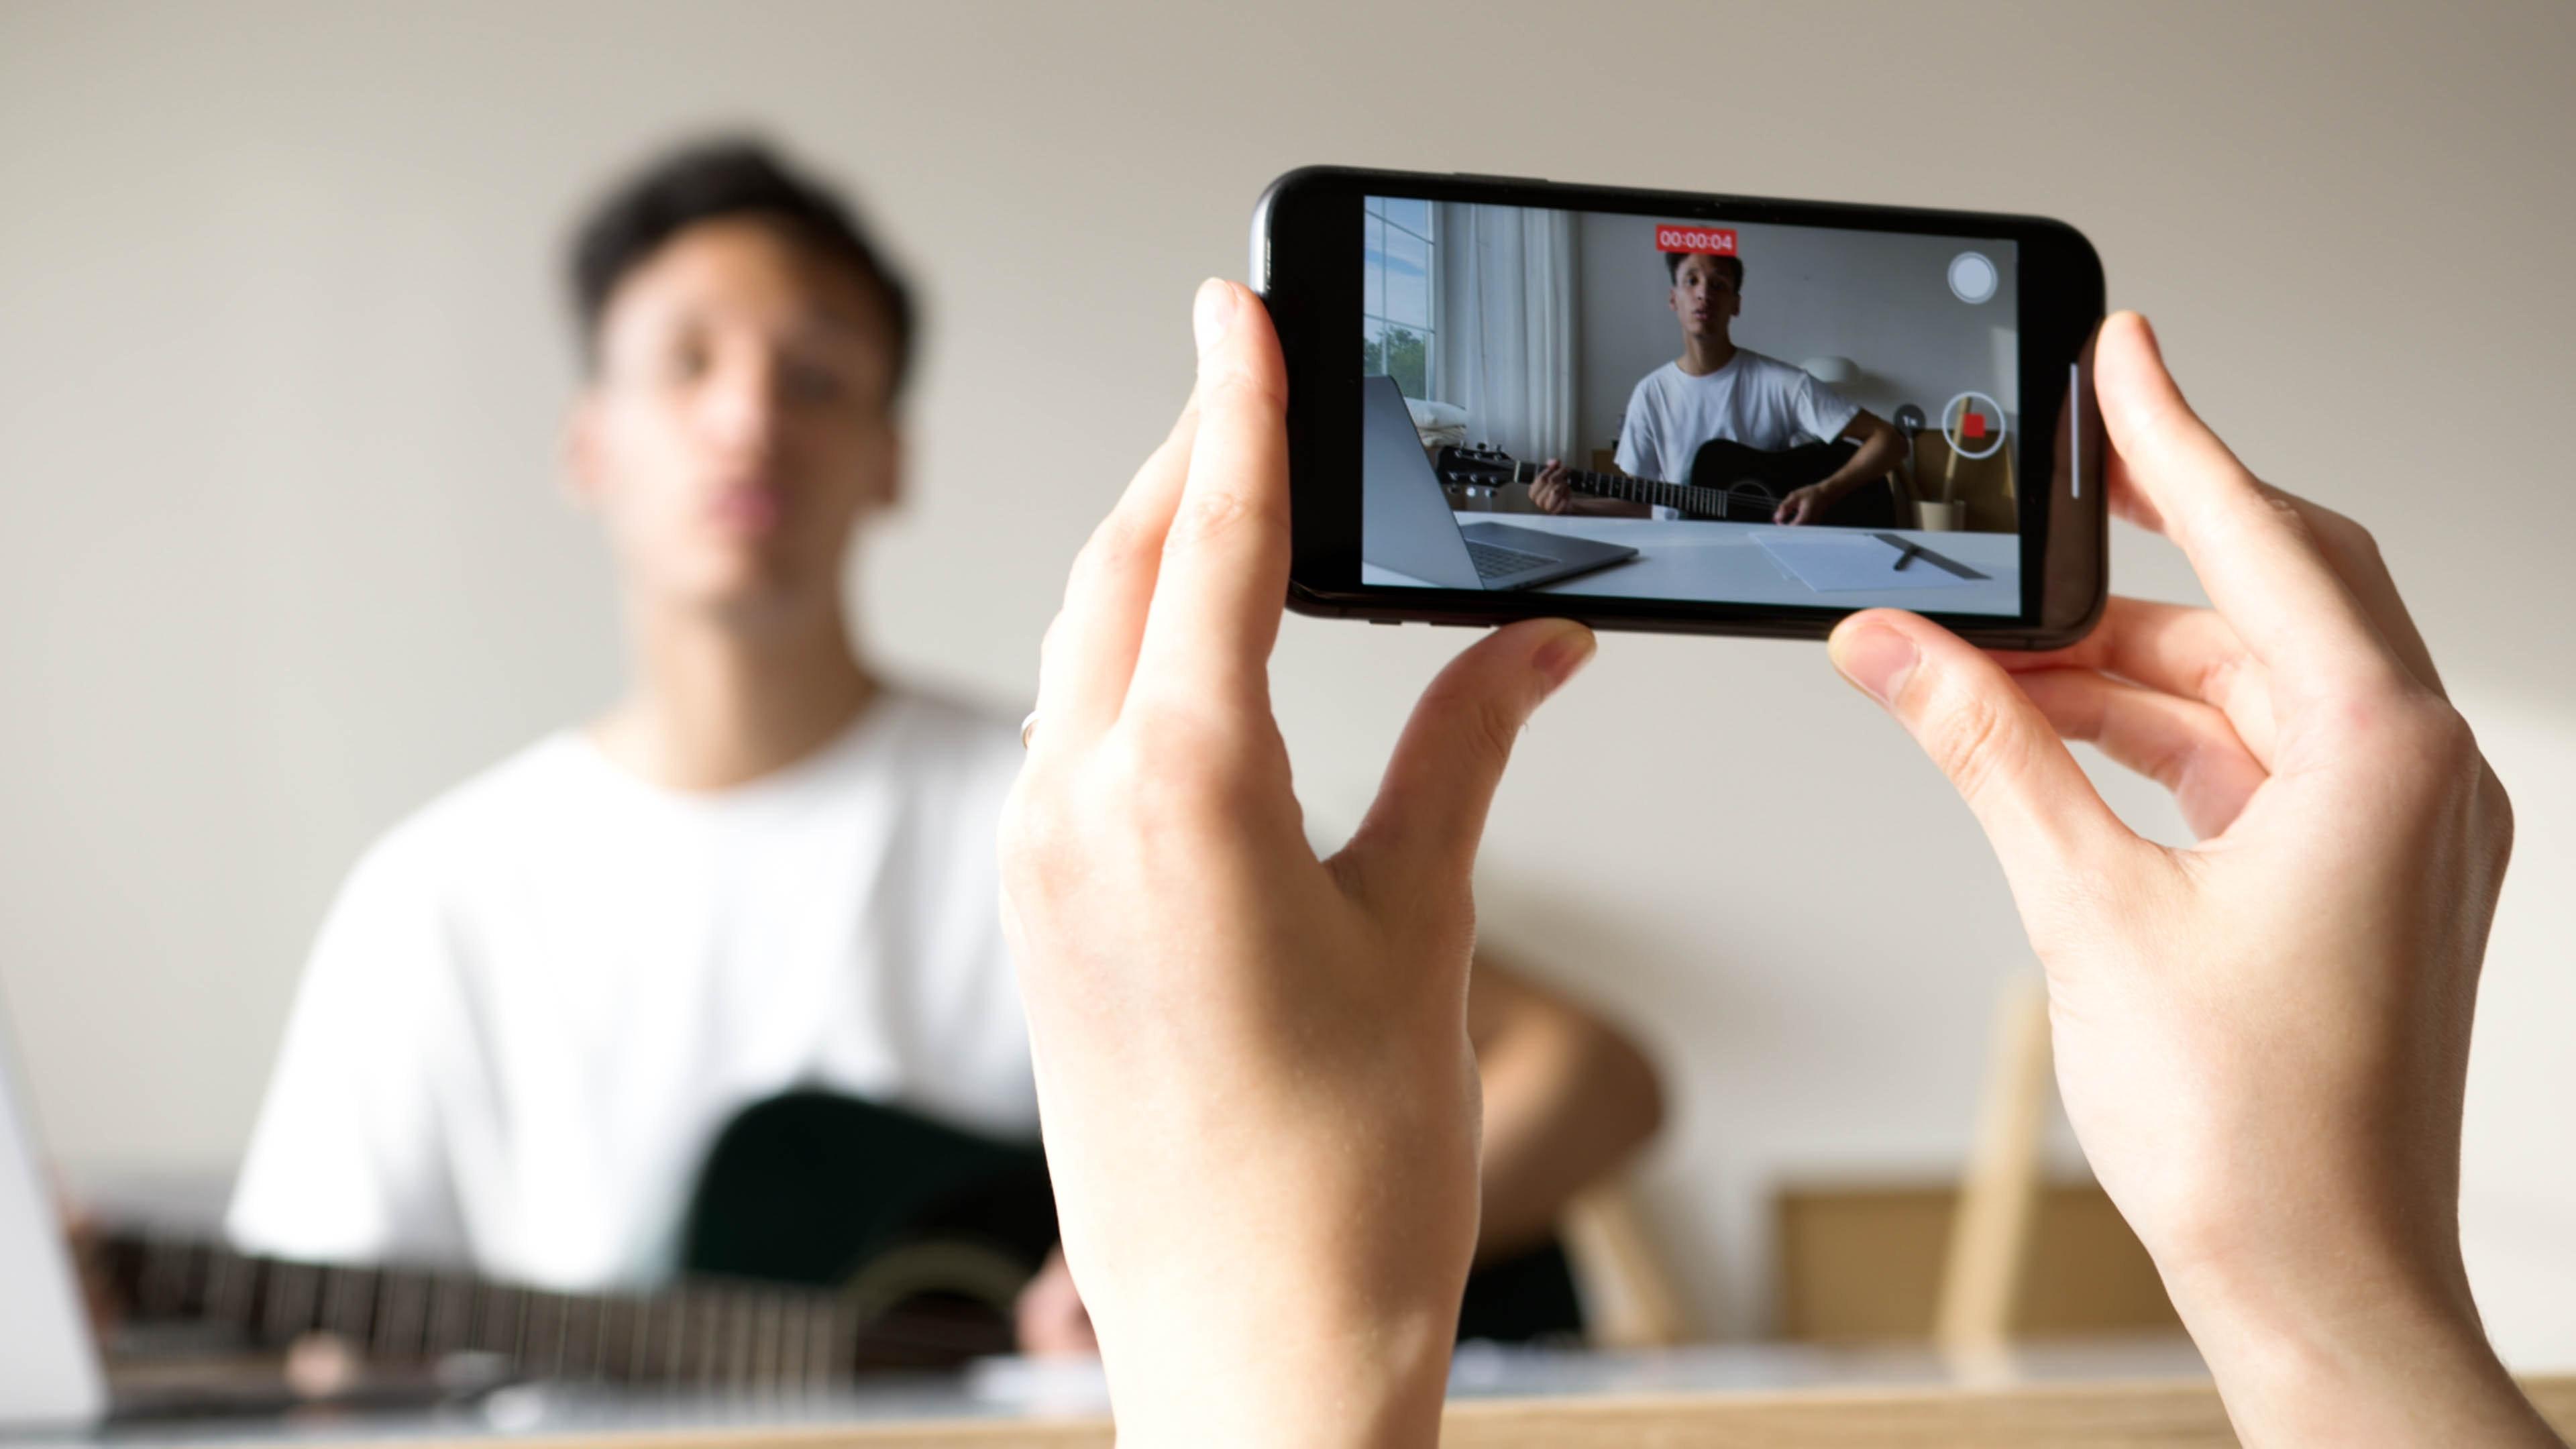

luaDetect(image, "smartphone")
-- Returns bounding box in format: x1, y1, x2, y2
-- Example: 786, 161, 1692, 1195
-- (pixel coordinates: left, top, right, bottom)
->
1251, 167, 2106, 647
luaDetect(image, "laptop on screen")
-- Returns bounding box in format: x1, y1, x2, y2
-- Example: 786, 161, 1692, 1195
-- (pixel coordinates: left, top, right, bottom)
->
1359, 375, 1635, 591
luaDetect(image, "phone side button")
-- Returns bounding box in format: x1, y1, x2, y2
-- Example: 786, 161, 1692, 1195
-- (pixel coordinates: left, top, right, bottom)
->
1450, 172, 1549, 186
1371, 619, 1402, 626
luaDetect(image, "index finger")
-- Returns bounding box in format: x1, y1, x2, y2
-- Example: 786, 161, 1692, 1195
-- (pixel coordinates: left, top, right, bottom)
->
1029, 398, 1200, 757
2095, 312, 2410, 702
1993, 597, 2278, 764
2104, 469, 2445, 701
1128, 280, 1294, 714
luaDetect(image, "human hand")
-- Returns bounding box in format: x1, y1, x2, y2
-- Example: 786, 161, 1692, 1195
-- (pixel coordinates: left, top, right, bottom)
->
1527, 458, 1574, 513
1013, 1247, 1097, 1358
1773, 481, 1831, 525
1000, 279, 1594, 1448
1827, 312, 2555, 1446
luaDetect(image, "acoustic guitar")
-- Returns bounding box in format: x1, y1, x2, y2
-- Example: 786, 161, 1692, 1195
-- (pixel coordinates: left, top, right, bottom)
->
95, 1091, 1056, 1391
95, 1091, 1587, 1395
1436, 437, 1897, 527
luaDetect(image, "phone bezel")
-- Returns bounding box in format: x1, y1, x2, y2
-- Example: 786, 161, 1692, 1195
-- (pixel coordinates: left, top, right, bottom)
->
1254, 166, 2107, 647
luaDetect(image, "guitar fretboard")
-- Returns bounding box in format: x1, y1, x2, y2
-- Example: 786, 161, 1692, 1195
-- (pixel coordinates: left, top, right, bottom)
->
100, 1231, 989, 1389
1507, 461, 1755, 520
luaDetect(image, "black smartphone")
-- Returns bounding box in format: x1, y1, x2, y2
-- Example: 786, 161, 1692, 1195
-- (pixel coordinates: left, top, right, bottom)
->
1252, 167, 2106, 647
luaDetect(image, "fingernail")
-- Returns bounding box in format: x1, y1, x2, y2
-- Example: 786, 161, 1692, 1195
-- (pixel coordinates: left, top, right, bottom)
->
1193, 278, 1236, 354
1536, 625, 1597, 694
1829, 624, 1917, 706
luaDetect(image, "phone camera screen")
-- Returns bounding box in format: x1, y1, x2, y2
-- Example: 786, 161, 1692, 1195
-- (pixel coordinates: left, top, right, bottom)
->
1359, 195, 2022, 614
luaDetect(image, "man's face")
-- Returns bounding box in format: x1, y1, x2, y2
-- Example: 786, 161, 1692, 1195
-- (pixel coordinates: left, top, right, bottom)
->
568, 217, 899, 620
1668, 254, 1741, 339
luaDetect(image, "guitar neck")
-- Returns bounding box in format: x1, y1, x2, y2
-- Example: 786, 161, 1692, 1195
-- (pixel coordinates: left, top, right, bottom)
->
102, 1230, 887, 1389
1524, 463, 1743, 519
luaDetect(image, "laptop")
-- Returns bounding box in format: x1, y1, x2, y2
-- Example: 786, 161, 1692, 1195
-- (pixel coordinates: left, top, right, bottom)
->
1360, 375, 1636, 590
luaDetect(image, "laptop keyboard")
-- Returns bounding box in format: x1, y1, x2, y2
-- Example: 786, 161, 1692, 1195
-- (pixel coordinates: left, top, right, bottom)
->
1466, 539, 1556, 580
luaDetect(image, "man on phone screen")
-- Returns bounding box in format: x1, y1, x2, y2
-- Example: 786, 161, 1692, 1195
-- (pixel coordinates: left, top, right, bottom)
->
1530, 248, 1907, 524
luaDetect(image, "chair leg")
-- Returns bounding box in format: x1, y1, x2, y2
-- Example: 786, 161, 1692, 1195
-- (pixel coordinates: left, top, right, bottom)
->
1934, 975, 2053, 1352
1560, 1181, 1696, 1348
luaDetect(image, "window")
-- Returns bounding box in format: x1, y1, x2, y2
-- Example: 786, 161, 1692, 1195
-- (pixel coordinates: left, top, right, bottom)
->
1362, 197, 1435, 399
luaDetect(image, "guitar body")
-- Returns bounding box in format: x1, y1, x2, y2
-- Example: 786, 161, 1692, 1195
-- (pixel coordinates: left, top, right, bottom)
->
680, 1090, 1057, 1368
1686, 438, 1897, 527
685, 1091, 1587, 1350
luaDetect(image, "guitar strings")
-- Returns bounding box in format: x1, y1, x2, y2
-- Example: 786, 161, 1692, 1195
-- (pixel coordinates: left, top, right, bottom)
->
1443, 462, 1938, 522
109, 1230, 1027, 1386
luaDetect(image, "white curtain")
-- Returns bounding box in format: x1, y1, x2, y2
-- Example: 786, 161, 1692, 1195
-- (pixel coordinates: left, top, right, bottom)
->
1432, 203, 1578, 468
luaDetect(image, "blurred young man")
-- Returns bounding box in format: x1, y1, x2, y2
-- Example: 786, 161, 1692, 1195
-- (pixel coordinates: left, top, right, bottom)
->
1529, 250, 1906, 525
225, 140, 1661, 1348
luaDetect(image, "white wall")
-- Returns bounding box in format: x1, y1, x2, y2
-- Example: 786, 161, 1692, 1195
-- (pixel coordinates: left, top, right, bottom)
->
1573, 214, 2019, 453
3, 0, 2572, 1360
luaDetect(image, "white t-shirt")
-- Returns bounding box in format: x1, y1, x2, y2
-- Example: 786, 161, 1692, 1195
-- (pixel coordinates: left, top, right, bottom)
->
1613, 350, 1861, 519
225, 691, 1035, 1291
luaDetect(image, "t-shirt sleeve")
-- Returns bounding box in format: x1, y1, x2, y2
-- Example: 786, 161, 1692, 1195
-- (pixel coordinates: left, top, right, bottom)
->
1790, 370, 1863, 447
225, 837, 472, 1267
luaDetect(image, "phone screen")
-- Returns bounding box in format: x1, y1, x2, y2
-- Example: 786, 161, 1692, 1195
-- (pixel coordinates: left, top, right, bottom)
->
1358, 193, 2025, 615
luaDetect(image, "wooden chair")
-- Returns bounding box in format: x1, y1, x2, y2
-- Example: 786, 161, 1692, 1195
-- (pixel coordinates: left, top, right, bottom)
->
1933, 975, 2184, 1352
1772, 976, 2178, 1344
1933, 977, 2055, 1352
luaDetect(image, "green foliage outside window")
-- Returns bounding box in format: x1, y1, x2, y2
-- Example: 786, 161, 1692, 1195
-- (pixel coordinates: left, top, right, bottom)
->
1361, 325, 1429, 398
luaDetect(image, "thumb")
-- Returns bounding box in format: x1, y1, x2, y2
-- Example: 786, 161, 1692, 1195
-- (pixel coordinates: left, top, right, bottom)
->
1344, 619, 1595, 900
1828, 610, 2134, 910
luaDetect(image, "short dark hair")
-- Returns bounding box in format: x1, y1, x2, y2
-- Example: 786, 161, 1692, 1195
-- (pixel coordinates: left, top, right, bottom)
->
568, 137, 916, 397
1664, 250, 1744, 289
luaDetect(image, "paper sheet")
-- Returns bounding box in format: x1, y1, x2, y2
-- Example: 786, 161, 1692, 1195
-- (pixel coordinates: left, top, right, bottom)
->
1753, 532, 1982, 592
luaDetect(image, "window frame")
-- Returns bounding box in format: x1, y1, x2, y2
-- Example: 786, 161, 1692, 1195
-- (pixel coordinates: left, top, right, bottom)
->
1360, 197, 1437, 398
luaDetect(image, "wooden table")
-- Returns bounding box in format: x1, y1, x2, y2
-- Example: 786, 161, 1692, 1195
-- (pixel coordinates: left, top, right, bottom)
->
824, 1380, 2576, 1448
22, 1342, 2576, 1446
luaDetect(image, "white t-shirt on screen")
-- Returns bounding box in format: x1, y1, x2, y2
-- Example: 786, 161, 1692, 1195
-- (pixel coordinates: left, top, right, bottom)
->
1613, 350, 1861, 519
225, 690, 1035, 1291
